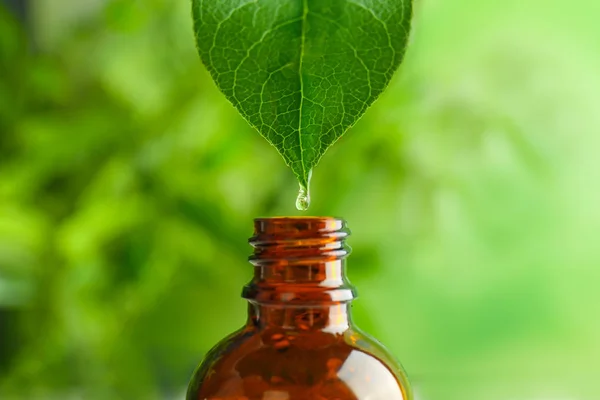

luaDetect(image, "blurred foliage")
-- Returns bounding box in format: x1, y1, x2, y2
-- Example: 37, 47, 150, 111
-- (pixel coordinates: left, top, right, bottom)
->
1, 0, 600, 399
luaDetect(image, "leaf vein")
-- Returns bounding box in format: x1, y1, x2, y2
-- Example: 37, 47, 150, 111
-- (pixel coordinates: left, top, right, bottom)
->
297, 0, 309, 185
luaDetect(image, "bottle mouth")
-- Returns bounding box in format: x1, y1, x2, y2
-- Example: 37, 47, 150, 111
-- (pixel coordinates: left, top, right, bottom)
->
252, 217, 347, 238
250, 217, 350, 255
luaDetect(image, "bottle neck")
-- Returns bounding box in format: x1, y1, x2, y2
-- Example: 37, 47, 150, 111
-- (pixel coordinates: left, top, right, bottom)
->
246, 302, 352, 333
243, 217, 356, 333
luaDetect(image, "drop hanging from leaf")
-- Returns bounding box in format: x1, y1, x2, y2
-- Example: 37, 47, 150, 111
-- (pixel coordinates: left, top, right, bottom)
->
295, 169, 312, 211
192, 0, 412, 210
296, 184, 310, 211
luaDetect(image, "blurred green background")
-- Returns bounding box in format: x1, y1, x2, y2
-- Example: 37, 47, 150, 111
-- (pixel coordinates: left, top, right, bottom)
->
1, 0, 600, 399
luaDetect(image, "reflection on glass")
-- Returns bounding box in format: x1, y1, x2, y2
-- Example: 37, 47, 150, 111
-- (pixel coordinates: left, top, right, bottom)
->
338, 350, 405, 400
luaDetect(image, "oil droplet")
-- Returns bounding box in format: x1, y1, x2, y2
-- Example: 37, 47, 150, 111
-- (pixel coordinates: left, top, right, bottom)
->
295, 170, 312, 211
295, 184, 310, 211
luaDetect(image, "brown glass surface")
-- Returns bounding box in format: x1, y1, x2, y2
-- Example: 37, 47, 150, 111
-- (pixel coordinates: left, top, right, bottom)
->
187, 217, 412, 400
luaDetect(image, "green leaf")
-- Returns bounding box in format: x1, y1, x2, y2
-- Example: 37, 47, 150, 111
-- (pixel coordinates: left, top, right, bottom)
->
192, 0, 412, 189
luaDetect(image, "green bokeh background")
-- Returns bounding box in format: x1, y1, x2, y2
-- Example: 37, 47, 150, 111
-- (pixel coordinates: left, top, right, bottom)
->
1, 0, 599, 399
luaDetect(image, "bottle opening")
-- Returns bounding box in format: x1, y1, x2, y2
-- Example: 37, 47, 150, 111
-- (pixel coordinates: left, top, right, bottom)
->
253, 217, 346, 236
250, 217, 351, 264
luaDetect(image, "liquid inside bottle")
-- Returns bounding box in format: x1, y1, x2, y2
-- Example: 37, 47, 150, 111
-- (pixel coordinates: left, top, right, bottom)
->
187, 217, 412, 400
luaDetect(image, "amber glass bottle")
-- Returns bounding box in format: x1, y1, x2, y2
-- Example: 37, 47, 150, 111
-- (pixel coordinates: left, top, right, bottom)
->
187, 217, 412, 400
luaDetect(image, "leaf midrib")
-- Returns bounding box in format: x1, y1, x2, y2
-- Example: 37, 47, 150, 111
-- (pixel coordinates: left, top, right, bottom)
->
297, 0, 309, 186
